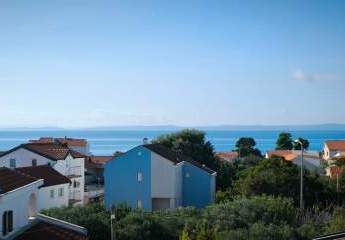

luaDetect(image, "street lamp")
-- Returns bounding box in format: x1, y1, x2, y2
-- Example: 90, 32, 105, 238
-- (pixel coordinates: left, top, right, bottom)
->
294, 139, 304, 209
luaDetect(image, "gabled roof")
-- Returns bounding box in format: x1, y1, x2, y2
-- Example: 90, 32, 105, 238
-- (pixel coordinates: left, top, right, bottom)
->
143, 144, 216, 174
0, 167, 40, 194
0, 143, 85, 161
16, 165, 71, 187
13, 214, 88, 240
325, 140, 345, 151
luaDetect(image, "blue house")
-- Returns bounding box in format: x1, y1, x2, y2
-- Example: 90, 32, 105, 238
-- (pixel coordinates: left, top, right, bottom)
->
104, 144, 216, 211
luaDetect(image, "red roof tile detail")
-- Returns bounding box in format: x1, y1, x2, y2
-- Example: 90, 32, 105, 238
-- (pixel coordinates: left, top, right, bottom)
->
14, 221, 88, 240
325, 140, 345, 151
0, 167, 40, 194
16, 165, 71, 187
267, 150, 298, 161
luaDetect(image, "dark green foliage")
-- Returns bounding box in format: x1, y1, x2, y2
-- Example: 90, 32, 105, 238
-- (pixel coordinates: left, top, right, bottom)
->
233, 157, 337, 207
324, 208, 345, 234
235, 137, 262, 158
276, 132, 294, 150
293, 137, 310, 150
152, 129, 218, 170
152, 129, 235, 190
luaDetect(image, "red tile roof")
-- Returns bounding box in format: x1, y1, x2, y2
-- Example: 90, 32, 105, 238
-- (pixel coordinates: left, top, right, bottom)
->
16, 165, 71, 187
216, 151, 238, 161
88, 156, 114, 165
14, 220, 88, 240
0, 167, 40, 194
325, 140, 345, 151
0, 143, 85, 161
30, 137, 88, 147
267, 150, 298, 161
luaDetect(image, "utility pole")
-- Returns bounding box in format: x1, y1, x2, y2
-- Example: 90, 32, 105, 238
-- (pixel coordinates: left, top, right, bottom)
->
110, 209, 116, 240
295, 139, 304, 209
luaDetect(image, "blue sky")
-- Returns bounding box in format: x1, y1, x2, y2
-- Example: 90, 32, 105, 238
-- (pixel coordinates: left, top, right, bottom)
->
0, 0, 344, 127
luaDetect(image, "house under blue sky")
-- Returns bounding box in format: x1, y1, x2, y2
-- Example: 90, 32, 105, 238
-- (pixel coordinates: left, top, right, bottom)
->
104, 144, 216, 210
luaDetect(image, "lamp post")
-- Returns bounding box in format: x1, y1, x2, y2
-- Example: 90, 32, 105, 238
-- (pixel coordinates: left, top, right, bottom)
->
294, 139, 304, 209
110, 209, 116, 240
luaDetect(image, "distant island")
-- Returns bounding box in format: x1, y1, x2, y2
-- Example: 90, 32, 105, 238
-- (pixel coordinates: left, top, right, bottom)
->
1, 123, 345, 131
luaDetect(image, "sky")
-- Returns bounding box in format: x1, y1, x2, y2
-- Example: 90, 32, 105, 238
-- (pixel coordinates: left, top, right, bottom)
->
0, 0, 344, 128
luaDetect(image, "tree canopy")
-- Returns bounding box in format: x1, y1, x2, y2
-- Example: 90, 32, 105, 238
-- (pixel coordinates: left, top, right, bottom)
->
293, 137, 310, 150
276, 132, 294, 150
235, 137, 262, 158
152, 129, 218, 170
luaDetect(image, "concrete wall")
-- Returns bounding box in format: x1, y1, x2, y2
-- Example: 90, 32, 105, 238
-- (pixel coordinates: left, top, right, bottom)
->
37, 184, 69, 211
150, 152, 176, 201
105, 146, 151, 210
182, 162, 215, 208
0, 180, 43, 239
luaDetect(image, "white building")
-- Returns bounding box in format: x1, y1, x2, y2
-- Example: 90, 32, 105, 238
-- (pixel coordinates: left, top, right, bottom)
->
323, 140, 345, 160
0, 167, 88, 240
0, 142, 85, 206
266, 150, 322, 173
15, 165, 70, 211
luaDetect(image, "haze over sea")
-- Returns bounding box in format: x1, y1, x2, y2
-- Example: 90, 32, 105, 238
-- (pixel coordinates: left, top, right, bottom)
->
0, 128, 344, 155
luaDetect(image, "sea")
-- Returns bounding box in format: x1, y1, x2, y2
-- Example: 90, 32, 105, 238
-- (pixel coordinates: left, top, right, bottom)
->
0, 130, 344, 155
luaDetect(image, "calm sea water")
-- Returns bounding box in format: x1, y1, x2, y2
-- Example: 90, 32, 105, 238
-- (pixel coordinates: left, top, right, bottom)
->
0, 130, 344, 155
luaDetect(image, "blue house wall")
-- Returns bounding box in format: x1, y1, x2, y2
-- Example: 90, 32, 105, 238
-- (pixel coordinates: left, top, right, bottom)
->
104, 146, 152, 210
182, 162, 213, 208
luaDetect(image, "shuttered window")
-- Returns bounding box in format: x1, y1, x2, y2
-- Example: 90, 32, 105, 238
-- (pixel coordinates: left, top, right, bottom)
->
2, 211, 13, 236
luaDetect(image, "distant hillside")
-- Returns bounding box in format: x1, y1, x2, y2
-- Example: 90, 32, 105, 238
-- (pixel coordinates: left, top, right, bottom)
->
0, 124, 345, 131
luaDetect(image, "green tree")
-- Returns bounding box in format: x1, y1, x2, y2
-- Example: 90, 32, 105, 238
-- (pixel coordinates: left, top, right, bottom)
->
233, 157, 336, 207
152, 129, 218, 170
325, 208, 345, 234
276, 132, 293, 150
41, 203, 111, 240
153, 129, 236, 190
293, 137, 310, 150
235, 137, 262, 158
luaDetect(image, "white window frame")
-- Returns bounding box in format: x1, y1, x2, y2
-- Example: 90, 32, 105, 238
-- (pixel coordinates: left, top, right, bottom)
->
32, 159, 37, 166
50, 189, 55, 198
137, 200, 142, 208
9, 159, 16, 168
137, 172, 143, 182
58, 187, 64, 197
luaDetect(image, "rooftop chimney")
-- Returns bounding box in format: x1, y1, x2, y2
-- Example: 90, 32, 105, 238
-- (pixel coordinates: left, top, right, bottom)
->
143, 138, 149, 145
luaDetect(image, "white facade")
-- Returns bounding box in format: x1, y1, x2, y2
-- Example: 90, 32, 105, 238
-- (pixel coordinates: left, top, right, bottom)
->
0, 148, 54, 168
150, 152, 180, 209
0, 180, 43, 239
37, 183, 70, 211
0, 148, 85, 206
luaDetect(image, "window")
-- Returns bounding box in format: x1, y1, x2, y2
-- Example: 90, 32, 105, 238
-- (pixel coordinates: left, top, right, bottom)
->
9, 159, 16, 168
73, 181, 80, 188
2, 211, 13, 236
137, 200, 142, 208
50, 189, 55, 198
58, 188, 64, 197
137, 172, 143, 182
32, 159, 37, 166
